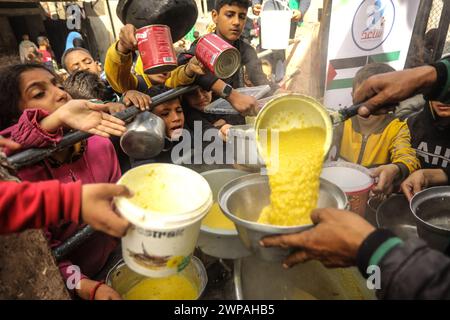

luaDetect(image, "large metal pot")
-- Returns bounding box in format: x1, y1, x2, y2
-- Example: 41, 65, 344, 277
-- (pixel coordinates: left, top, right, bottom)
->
116, 0, 198, 42
120, 112, 166, 159
376, 194, 418, 241
218, 174, 348, 261
410, 186, 450, 252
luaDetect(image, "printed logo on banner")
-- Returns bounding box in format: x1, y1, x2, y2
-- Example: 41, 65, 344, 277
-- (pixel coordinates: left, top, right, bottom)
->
351, 0, 396, 51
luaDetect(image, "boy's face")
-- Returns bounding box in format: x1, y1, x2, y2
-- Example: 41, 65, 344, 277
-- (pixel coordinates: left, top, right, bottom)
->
212, 4, 248, 42
184, 88, 212, 111
65, 50, 102, 75
431, 101, 450, 118
152, 99, 185, 140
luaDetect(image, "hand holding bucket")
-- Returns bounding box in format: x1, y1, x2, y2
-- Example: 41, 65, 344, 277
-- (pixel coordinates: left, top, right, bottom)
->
260, 0, 292, 49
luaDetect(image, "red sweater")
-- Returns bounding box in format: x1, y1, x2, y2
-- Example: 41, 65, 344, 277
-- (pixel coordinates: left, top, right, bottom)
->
0, 180, 81, 234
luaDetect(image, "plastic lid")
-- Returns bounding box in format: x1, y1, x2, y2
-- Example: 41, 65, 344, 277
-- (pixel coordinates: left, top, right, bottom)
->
115, 163, 212, 229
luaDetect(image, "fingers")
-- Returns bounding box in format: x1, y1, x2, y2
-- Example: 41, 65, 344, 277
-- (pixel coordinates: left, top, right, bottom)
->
123, 92, 151, 111
99, 211, 130, 238
0, 138, 21, 151
101, 112, 126, 126
412, 178, 423, 197
260, 231, 309, 249
283, 250, 312, 268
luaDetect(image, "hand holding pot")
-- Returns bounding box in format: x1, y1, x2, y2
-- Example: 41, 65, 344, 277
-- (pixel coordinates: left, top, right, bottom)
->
370, 164, 400, 196
122, 90, 152, 111
260, 208, 375, 268
227, 90, 258, 116
401, 169, 449, 201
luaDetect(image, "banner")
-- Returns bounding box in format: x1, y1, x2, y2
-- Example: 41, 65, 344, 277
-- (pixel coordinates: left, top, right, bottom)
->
324, 0, 420, 110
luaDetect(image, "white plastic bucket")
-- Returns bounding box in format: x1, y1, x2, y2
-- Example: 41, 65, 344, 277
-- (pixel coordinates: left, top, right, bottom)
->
115, 163, 212, 278
321, 161, 374, 217
260, 0, 292, 49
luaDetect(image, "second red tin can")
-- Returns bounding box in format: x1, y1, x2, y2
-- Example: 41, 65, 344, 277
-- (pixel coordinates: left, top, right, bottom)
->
195, 33, 241, 79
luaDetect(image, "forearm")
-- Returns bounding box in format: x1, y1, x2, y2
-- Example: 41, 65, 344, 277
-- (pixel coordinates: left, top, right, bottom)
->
39, 108, 63, 133
423, 168, 449, 186
104, 41, 138, 93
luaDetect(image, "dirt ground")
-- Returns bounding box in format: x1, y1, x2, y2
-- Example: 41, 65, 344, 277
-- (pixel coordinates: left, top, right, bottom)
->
0, 229, 71, 300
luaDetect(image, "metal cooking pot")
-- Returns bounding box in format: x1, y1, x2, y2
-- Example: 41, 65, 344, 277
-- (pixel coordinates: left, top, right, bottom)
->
117, 0, 198, 42
120, 112, 166, 159
410, 186, 450, 252
376, 194, 418, 241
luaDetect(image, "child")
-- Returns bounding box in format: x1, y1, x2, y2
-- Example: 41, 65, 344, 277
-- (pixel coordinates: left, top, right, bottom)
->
37, 36, 54, 71
178, 0, 264, 116
0, 63, 125, 300
330, 63, 420, 195
131, 85, 189, 166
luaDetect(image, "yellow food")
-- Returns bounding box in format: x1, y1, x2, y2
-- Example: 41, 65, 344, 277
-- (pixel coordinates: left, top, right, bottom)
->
258, 127, 326, 226
202, 202, 236, 230
123, 275, 198, 300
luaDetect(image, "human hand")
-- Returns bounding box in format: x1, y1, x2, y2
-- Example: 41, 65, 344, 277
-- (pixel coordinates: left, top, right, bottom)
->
260, 208, 375, 268
353, 66, 437, 117
0, 138, 21, 153
81, 184, 132, 238
219, 124, 232, 142
117, 24, 137, 54
370, 164, 400, 195
122, 90, 151, 111
104, 102, 126, 114
252, 4, 262, 16
185, 56, 206, 77
292, 10, 302, 22
227, 90, 258, 116
77, 279, 122, 300
45, 100, 127, 138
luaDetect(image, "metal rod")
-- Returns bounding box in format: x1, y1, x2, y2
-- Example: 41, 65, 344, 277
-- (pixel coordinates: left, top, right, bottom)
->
8, 85, 198, 170
53, 225, 95, 261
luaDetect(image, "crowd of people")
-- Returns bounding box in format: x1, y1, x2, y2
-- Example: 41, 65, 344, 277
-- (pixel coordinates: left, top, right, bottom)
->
0, 0, 450, 300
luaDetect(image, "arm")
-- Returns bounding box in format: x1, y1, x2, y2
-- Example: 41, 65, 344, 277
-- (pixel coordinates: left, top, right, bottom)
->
388, 120, 421, 179
401, 168, 449, 200
0, 180, 81, 234
357, 230, 450, 299
104, 41, 138, 93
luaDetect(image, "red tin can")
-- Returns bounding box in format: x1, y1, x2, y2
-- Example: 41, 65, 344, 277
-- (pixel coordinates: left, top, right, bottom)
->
135, 25, 178, 74
195, 33, 241, 79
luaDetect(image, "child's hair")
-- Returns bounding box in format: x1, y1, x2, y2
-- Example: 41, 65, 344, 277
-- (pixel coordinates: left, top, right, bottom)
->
0, 63, 57, 130
215, 0, 250, 11
353, 63, 396, 91
64, 70, 107, 100
0, 55, 21, 67
61, 47, 93, 71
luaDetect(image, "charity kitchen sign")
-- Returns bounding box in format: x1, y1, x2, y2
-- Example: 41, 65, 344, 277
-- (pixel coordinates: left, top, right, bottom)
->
324, 0, 420, 110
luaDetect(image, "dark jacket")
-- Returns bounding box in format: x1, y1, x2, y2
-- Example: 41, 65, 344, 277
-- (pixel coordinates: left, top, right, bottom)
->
407, 102, 450, 179
178, 35, 269, 90
357, 229, 450, 299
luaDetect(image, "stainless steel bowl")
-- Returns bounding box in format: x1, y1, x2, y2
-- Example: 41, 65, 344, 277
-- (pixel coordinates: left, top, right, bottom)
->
218, 173, 348, 261
410, 186, 450, 252
376, 194, 418, 241
106, 256, 208, 300
198, 169, 251, 259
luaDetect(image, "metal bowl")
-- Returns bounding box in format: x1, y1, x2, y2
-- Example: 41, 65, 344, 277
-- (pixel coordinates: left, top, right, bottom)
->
106, 256, 208, 300
218, 174, 348, 261
198, 169, 251, 259
410, 186, 450, 252
375, 194, 418, 241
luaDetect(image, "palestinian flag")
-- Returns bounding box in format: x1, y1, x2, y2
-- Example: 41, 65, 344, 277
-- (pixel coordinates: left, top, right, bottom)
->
326, 51, 400, 90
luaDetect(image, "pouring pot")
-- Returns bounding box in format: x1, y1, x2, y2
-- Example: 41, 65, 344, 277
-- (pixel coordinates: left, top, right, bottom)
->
120, 111, 166, 159
117, 0, 198, 42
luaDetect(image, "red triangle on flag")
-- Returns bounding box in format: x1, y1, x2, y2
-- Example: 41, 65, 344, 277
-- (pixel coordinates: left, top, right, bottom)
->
326, 63, 337, 85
